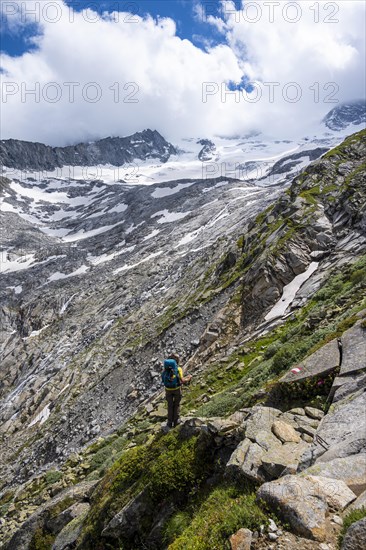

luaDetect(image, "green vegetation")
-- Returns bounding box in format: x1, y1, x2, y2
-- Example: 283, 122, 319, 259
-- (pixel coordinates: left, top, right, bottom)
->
338, 507, 366, 548
86, 434, 128, 476
80, 429, 216, 549
44, 470, 63, 486
165, 484, 266, 550
29, 528, 55, 550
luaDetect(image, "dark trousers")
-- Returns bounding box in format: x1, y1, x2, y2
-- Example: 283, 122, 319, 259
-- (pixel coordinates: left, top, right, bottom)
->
165, 388, 182, 426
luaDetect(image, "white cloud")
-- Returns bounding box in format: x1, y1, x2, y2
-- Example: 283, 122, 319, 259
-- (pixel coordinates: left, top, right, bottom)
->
0, 0, 365, 146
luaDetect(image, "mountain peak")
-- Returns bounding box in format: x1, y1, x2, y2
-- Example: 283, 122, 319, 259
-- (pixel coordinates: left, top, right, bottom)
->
323, 99, 366, 131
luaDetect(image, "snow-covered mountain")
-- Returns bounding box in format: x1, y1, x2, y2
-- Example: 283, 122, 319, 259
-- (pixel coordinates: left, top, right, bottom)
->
323, 99, 365, 131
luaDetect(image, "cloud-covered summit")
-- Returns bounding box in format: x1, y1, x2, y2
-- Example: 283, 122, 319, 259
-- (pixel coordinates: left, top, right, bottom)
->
1, 0, 365, 145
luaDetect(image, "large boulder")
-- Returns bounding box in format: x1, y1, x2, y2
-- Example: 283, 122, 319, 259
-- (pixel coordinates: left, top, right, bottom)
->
102, 489, 152, 540
346, 489, 366, 513
301, 454, 366, 496
257, 476, 328, 541
272, 420, 301, 443
339, 322, 366, 376
299, 391, 366, 467
304, 475, 356, 510
261, 441, 309, 478
280, 339, 340, 384
341, 517, 366, 550
257, 475, 356, 541
226, 438, 265, 483
52, 504, 90, 550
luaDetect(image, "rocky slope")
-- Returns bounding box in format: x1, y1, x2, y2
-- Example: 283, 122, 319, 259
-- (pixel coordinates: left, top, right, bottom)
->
0, 128, 365, 549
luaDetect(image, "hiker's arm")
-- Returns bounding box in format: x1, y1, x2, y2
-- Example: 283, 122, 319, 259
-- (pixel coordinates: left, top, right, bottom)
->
181, 374, 192, 385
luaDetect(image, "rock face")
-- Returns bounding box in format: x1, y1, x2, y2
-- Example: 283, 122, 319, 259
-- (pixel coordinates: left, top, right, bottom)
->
272, 420, 301, 443
0, 129, 176, 170
280, 339, 340, 384
197, 139, 218, 162
0, 127, 365, 548
339, 322, 366, 376
299, 390, 366, 470
239, 129, 366, 328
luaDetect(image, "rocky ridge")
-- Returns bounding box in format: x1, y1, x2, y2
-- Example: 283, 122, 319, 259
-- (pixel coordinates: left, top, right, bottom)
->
0, 129, 176, 171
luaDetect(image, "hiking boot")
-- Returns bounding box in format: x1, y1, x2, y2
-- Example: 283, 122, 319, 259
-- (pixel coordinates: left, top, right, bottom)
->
173, 419, 181, 427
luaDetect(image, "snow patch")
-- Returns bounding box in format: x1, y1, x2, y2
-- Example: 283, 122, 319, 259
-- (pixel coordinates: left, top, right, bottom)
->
114, 251, 163, 274
0, 251, 36, 273
109, 202, 128, 214
265, 262, 319, 322
151, 209, 190, 224
29, 404, 51, 427
88, 245, 135, 266
60, 294, 76, 315
151, 181, 196, 198
143, 229, 160, 241
47, 265, 90, 283
62, 221, 124, 242
7, 285, 23, 294
24, 325, 50, 339
103, 320, 114, 330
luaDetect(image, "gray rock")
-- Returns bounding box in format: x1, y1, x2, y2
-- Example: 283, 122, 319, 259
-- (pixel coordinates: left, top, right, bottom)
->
340, 322, 366, 376
304, 407, 324, 421
257, 475, 328, 541
299, 392, 366, 467
226, 439, 265, 483
302, 454, 366, 495
280, 339, 340, 383
52, 504, 90, 550
346, 489, 366, 513
4, 481, 97, 550
303, 475, 356, 510
341, 517, 366, 550
272, 420, 301, 443
330, 372, 366, 403
261, 441, 309, 478
47, 502, 90, 534
253, 429, 282, 452
102, 489, 152, 540
245, 407, 281, 440
287, 408, 306, 416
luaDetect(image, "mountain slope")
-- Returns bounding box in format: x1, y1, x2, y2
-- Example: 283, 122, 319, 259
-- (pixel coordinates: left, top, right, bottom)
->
0, 130, 365, 549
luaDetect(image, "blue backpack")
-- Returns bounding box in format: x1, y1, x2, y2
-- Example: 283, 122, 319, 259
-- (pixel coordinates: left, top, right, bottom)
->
162, 359, 181, 389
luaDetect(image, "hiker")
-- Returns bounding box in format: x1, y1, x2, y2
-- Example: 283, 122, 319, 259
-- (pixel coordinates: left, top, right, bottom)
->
161, 353, 192, 428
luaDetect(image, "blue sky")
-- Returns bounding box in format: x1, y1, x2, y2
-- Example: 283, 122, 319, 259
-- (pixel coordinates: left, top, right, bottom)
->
1, 0, 237, 56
